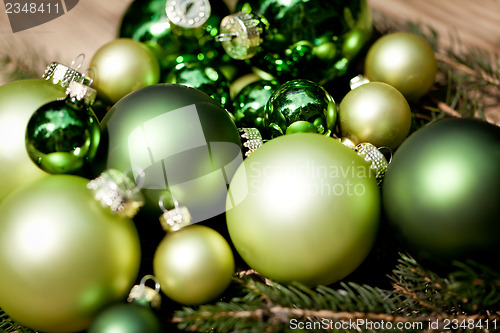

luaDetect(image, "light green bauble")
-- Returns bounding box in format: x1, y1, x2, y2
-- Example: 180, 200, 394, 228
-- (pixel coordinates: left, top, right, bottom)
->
153, 225, 235, 305
338, 82, 411, 151
364, 32, 437, 102
0, 79, 66, 202
0, 175, 141, 333
90, 38, 160, 104
226, 133, 380, 286
88, 303, 162, 333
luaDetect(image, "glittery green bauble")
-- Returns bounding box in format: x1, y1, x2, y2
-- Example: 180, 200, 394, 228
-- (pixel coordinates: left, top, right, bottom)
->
88, 303, 162, 333
227, 0, 372, 83
164, 56, 231, 110
0, 175, 141, 333
383, 118, 500, 263
226, 133, 380, 286
232, 79, 279, 132
0, 79, 66, 202
25, 99, 100, 174
264, 79, 337, 138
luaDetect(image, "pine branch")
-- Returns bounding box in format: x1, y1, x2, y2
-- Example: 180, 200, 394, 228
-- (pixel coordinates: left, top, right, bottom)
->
0, 309, 36, 333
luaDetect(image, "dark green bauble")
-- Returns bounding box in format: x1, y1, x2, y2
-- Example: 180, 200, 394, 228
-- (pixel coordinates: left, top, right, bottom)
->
264, 79, 337, 138
96, 84, 242, 222
383, 118, 500, 263
232, 79, 279, 133
164, 56, 231, 110
25, 99, 100, 175
88, 303, 162, 333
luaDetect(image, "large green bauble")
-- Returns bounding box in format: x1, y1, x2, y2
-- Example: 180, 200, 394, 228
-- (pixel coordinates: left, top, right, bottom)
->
364, 32, 437, 102
383, 118, 500, 263
96, 84, 242, 222
226, 133, 380, 286
153, 225, 235, 305
0, 175, 141, 333
0, 79, 66, 202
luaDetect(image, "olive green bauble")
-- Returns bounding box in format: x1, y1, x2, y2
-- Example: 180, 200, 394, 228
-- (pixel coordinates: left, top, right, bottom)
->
0, 175, 141, 333
338, 82, 411, 151
0, 79, 66, 202
364, 32, 437, 102
153, 225, 235, 305
383, 118, 500, 263
226, 133, 380, 286
90, 38, 160, 104
88, 303, 162, 333
96, 84, 242, 222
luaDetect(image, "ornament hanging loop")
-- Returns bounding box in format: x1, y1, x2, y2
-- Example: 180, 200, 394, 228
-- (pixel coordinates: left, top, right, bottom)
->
215, 32, 238, 42
69, 53, 85, 72
127, 275, 162, 309
159, 194, 192, 232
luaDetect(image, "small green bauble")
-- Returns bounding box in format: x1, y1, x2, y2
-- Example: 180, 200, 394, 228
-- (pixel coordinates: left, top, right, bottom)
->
232, 79, 279, 133
88, 303, 162, 333
226, 133, 380, 286
25, 99, 100, 175
0, 175, 141, 333
264, 79, 337, 138
164, 56, 231, 110
364, 32, 437, 102
0, 79, 66, 202
153, 225, 235, 305
383, 118, 500, 263
338, 82, 411, 150
90, 38, 160, 104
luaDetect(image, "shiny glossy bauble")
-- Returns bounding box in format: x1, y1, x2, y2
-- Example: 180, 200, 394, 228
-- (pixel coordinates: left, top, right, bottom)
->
0, 79, 66, 202
90, 38, 160, 104
264, 79, 337, 138
232, 79, 279, 133
0, 175, 141, 333
164, 56, 231, 110
88, 303, 162, 333
383, 118, 500, 263
226, 133, 380, 286
96, 84, 242, 222
153, 225, 235, 305
25, 99, 100, 174
338, 82, 411, 151
365, 32, 437, 102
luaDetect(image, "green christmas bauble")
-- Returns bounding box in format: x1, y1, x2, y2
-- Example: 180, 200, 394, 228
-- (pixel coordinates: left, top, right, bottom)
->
153, 225, 235, 305
90, 38, 160, 104
264, 79, 337, 138
0, 175, 141, 333
365, 32, 437, 102
25, 99, 100, 174
0, 79, 66, 202
383, 118, 500, 263
88, 303, 162, 333
95, 84, 242, 222
232, 79, 279, 133
226, 133, 380, 286
338, 82, 411, 150
164, 56, 231, 110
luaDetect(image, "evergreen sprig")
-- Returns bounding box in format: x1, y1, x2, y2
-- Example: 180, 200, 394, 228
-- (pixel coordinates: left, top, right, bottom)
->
172, 253, 500, 333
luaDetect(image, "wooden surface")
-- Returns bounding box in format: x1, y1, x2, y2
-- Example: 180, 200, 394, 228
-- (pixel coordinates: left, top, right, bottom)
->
1, 0, 499, 86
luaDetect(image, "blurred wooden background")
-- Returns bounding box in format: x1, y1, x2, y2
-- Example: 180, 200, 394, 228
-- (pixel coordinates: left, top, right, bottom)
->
1, 0, 499, 118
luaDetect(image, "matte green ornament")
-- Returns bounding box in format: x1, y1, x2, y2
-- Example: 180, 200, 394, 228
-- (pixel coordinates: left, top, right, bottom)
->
0, 79, 66, 202
226, 133, 380, 286
154, 224, 235, 305
95, 84, 242, 222
88, 303, 162, 333
0, 175, 141, 333
264, 79, 337, 138
217, 0, 373, 83
232, 79, 279, 133
164, 56, 231, 110
25, 81, 101, 175
383, 118, 500, 263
